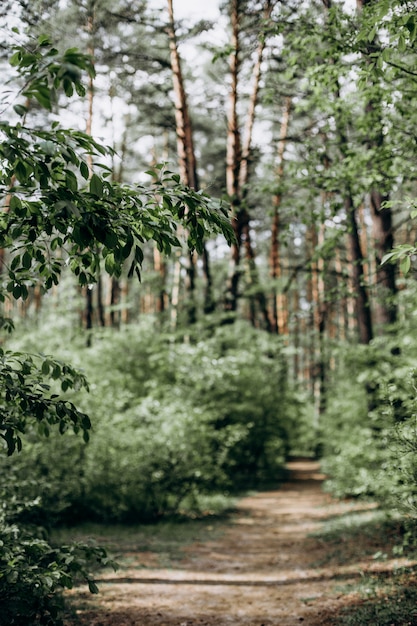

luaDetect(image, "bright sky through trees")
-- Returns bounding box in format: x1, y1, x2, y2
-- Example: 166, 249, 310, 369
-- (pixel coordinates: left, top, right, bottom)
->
156, 0, 220, 20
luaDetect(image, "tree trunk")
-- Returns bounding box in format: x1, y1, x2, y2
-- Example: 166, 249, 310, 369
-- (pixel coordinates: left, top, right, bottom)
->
239, 0, 273, 194
167, 0, 198, 190
224, 0, 243, 314
345, 195, 374, 344
167, 0, 213, 322
270, 97, 291, 334
154, 247, 168, 314
224, 0, 272, 327
370, 189, 397, 326
84, 0, 100, 336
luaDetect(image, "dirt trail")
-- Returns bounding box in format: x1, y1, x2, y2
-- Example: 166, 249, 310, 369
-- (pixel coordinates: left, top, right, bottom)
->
65, 460, 399, 625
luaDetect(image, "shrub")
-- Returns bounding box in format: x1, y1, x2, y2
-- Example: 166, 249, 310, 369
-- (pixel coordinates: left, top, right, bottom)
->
320, 335, 417, 509
4, 320, 312, 523
0, 475, 114, 626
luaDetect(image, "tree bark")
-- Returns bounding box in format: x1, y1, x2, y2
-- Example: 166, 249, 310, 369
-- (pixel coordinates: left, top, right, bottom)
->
345, 195, 373, 344
224, 0, 243, 314
270, 97, 291, 334
167, 0, 213, 322
224, 0, 273, 330
83, 0, 102, 337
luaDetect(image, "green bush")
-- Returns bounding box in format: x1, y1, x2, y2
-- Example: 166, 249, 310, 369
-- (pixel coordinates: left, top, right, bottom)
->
0, 473, 115, 626
320, 333, 417, 510
4, 319, 312, 523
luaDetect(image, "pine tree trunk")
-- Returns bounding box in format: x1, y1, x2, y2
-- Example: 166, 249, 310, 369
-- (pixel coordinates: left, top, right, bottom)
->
224, 0, 272, 326
167, 0, 214, 321
345, 195, 374, 344
84, 1, 100, 336
153, 247, 167, 314
224, 0, 243, 314
270, 97, 291, 334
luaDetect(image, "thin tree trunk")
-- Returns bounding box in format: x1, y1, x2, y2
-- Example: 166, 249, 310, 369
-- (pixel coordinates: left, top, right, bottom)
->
334, 247, 347, 341
167, 0, 198, 190
224, 0, 243, 314
345, 195, 373, 344
109, 278, 121, 328
170, 250, 182, 331
239, 0, 273, 193
97, 274, 105, 327
202, 246, 215, 314
154, 247, 168, 314
83, 1, 101, 335
270, 97, 291, 334
224, 0, 272, 327
166, 0, 198, 309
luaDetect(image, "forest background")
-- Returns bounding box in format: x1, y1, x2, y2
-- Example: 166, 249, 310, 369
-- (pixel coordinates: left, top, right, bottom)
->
2, 0, 417, 624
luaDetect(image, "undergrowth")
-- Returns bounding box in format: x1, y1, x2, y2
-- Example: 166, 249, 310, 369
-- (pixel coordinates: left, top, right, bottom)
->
337, 568, 417, 626
312, 505, 417, 625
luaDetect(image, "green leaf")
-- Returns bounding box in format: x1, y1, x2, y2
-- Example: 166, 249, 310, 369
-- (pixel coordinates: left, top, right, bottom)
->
398, 34, 407, 53
15, 161, 27, 182
88, 580, 99, 594
90, 173, 103, 198
381, 252, 396, 265
32, 83, 53, 110
400, 256, 411, 275
104, 253, 116, 274
9, 51, 21, 67
65, 170, 78, 192
9, 196, 22, 211
22, 251, 32, 270
37, 34, 52, 47
80, 161, 89, 180
13, 104, 28, 117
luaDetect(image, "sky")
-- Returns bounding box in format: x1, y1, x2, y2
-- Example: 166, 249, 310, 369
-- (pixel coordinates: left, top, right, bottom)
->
152, 0, 221, 21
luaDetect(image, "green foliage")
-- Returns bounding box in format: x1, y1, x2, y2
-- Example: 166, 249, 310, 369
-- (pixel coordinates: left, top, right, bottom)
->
0, 521, 113, 626
0, 34, 233, 447
0, 349, 90, 456
0, 452, 116, 626
9, 35, 95, 109
336, 582, 417, 626
2, 320, 310, 524
320, 322, 417, 511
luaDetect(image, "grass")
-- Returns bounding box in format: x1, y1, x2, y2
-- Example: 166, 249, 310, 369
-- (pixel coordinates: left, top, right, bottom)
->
311, 507, 405, 566
336, 570, 417, 625
51, 512, 229, 571
311, 505, 417, 625
55, 507, 233, 624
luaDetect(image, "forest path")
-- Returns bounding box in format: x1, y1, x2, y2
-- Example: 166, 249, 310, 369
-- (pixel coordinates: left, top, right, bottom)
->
65, 461, 395, 625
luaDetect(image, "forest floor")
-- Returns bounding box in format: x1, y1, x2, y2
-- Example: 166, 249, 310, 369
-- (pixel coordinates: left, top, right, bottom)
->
63, 460, 417, 626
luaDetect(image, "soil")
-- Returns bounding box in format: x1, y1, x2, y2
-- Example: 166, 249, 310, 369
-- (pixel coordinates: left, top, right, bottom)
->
64, 460, 415, 626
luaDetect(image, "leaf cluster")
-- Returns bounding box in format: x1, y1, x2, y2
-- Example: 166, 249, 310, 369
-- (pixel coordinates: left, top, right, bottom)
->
0, 349, 90, 456
0, 519, 115, 626
9, 34, 94, 110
